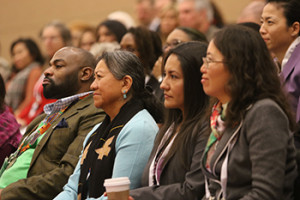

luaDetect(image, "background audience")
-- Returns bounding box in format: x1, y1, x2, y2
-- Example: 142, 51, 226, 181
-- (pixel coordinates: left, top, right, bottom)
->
177, 0, 218, 41
237, 0, 265, 25
68, 21, 92, 48
5, 38, 44, 115
96, 20, 127, 43
16, 21, 72, 128
78, 26, 97, 51
120, 26, 164, 101
135, 0, 160, 31
0, 1, 299, 199
157, 2, 179, 46
152, 26, 207, 81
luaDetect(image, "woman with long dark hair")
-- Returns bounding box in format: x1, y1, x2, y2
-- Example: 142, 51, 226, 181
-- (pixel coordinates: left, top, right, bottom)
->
5, 38, 44, 114
129, 41, 209, 200
200, 25, 297, 200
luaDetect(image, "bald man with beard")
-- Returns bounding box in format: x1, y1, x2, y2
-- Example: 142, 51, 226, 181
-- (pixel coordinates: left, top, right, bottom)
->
0, 47, 105, 200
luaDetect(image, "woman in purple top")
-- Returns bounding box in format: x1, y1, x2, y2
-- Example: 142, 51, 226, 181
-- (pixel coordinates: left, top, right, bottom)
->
0, 74, 22, 166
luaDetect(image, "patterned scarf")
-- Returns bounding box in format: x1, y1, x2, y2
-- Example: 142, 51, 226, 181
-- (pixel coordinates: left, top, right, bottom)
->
77, 98, 144, 200
149, 123, 176, 186
203, 101, 227, 171
17, 92, 91, 156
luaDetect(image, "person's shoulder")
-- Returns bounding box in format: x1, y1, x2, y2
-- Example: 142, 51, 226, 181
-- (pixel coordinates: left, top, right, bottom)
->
61, 94, 105, 125
129, 109, 156, 124
245, 98, 286, 121
27, 66, 43, 80
123, 109, 158, 133
72, 94, 103, 113
118, 109, 158, 143
251, 98, 280, 110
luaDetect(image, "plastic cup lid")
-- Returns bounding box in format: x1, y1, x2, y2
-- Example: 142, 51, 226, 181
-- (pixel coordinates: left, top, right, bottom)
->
104, 177, 131, 192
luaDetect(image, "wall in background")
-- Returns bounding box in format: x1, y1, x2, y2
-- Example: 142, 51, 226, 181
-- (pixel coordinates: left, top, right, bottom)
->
0, 0, 252, 61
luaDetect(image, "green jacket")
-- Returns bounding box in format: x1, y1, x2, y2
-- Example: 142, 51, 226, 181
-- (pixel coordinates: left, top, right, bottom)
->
1, 94, 105, 200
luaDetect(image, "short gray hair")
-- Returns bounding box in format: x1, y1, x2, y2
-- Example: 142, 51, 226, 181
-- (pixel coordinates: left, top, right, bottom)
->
177, 0, 214, 22
40, 20, 72, 46
98, 50, 145, 98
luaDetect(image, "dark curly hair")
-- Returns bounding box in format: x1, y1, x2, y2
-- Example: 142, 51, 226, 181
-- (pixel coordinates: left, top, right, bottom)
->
127, 26, 163, 75
96, 20, 127, 43
212, 24, 296, 130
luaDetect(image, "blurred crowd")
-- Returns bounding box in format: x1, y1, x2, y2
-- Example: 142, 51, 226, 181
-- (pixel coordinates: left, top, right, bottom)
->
0, 0, 299, 200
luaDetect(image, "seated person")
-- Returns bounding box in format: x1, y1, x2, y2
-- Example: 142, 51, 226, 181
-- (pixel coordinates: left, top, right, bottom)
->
5, 38, 44, 115
54, 50, 163, 200
96, 20, 127, 43
200, 25, 297, 199
130, 41, 209, 199
78, 26, 97, 51
16, 20, 73, 128
0, 47, 105, 200
0, 74, 21, 166
153, 26, 208, 82
120, 26, 163, 100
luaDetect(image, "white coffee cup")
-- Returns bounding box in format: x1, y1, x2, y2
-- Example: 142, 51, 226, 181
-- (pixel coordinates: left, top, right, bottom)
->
104, 177, 131, 200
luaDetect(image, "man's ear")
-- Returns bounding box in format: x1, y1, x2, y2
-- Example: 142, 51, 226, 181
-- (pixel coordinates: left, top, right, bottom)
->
80, 67, 93, 82
121, 75, 133, 93
290, 21, 300, 37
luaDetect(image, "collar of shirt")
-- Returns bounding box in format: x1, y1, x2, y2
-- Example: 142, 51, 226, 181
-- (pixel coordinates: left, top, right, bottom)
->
43, 91, 93, 116
282, 36, 300, 70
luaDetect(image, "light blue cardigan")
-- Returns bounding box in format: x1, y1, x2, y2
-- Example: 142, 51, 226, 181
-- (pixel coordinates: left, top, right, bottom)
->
54, 109, 158, 200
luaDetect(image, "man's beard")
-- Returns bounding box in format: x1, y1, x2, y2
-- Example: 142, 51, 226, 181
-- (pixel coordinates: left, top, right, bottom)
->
43, 75, 80, 99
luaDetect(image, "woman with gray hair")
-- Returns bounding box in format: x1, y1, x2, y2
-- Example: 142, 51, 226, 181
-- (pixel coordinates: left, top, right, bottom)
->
54, 50, 163, 200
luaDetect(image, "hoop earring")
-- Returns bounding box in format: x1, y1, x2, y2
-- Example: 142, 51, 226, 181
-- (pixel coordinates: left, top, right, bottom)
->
123, 90, 127, 99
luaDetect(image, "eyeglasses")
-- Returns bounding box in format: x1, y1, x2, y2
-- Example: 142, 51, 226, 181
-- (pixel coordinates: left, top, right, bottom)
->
163, 39, 182, 50
202, 57, 225, 69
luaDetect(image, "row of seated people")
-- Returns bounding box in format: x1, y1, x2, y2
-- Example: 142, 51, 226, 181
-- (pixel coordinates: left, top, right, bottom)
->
2, 16, 209, 130
0, 0, 300, 199
0, 25, 299, 200
0, 0, 228, 128
0, 0, 262, 130
0, 0, 270, 122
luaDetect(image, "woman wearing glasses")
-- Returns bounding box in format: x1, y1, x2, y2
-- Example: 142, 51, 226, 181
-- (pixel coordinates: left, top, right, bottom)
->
163, 27, 207, 53
153, 26, 207, 82
200, 25, 297, 200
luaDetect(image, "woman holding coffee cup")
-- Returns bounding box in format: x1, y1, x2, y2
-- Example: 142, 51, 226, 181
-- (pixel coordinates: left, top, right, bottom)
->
54, 50, 163, 200
129, 41, 209, 199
